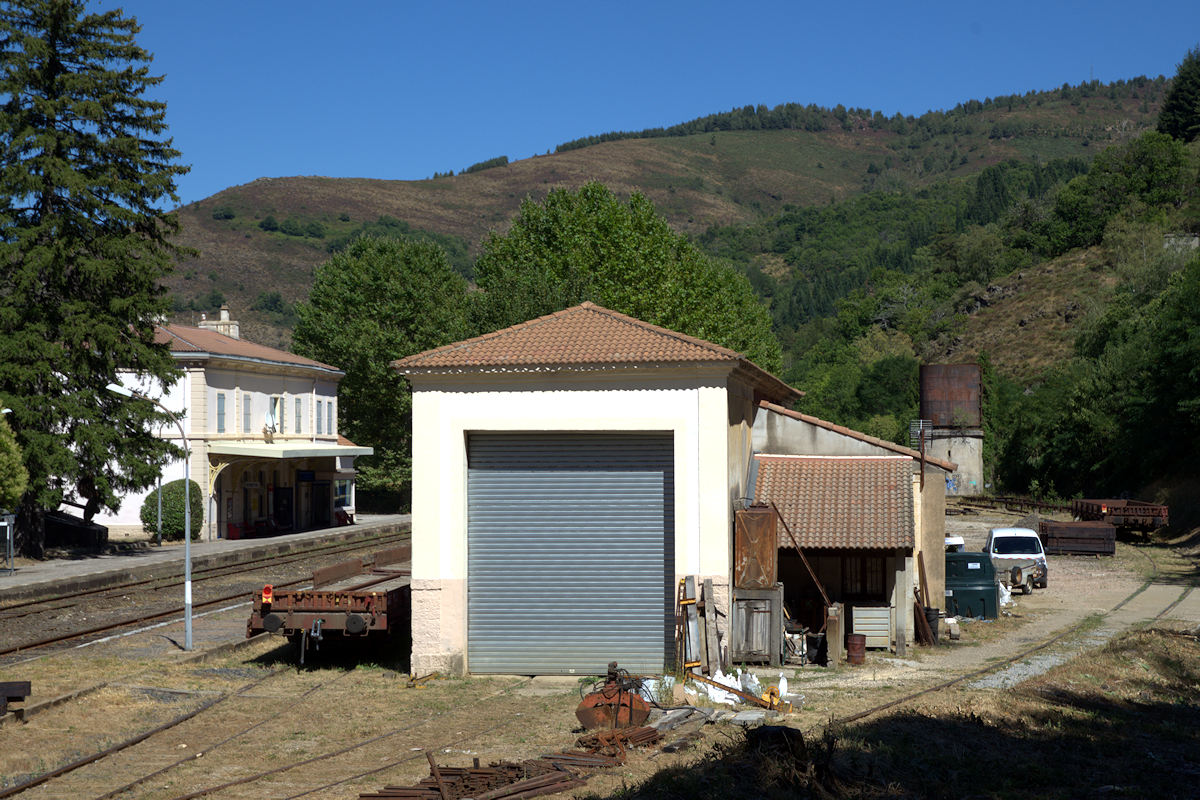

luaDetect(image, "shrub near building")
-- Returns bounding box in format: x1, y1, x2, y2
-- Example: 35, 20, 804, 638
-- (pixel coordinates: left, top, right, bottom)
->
140, 479, 203, 541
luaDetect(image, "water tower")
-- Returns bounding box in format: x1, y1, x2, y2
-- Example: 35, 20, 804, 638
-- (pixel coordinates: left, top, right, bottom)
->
915, 364, 983, 496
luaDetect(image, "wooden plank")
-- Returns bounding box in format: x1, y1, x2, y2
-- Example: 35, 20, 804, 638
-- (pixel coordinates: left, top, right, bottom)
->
0, 681, 30, 700
917, 551, 931, 609
683, 576, 701, 673
703, 579, 720, 673
688, 672, 772, 709
913, 593, 934, 646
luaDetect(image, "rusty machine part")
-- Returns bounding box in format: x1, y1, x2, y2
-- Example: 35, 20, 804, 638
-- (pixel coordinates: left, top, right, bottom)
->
575, 662, 651, 730
575, 726, 661, 759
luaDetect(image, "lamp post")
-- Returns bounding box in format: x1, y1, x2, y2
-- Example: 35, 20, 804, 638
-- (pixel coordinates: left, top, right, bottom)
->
106, 383, 192, 650
2, 408, 13, 575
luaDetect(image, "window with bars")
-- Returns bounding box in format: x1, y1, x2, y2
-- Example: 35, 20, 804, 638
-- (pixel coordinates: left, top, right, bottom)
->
243, 394, 251, 433
295, 397, 302, 433
316, 400, 323, 435
216, 393, 225, 433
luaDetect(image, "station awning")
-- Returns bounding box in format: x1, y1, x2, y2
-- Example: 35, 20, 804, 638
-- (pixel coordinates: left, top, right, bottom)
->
207, 442, 373, 459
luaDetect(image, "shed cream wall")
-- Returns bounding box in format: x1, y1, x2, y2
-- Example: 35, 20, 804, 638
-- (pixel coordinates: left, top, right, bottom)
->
914, 468, 947, 612
408, 368, 736, 676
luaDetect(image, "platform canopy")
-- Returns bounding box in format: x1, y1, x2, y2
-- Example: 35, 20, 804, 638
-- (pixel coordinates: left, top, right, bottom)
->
206, 442, 373, 459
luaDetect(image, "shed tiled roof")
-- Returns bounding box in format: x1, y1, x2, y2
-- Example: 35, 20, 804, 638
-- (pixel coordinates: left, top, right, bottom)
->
758, 401, 956, 473
156, 324, 340, 372
393, 302, 801, 403
754, 455, 914, 550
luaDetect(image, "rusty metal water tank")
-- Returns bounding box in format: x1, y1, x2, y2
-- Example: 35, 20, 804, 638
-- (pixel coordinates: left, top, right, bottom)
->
919, 364, 981, 428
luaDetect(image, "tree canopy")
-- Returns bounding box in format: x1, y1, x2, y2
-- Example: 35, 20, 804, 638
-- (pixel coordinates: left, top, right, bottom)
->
293, 237, 470, 505
1158, 45, 1200, 143
0, 0, 187, 554
472, 182, 783, 373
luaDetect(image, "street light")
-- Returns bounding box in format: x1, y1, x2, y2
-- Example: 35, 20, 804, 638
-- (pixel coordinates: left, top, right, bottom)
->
2, 408, 13, 575
106, 382, 192, 651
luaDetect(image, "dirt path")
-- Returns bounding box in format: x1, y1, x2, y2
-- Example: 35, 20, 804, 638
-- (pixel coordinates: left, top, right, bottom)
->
787, 507, 1187, 703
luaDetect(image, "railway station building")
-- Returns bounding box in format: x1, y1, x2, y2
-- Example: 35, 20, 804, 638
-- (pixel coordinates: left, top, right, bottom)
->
394, 302, 951, 677
91, 306, 372, 540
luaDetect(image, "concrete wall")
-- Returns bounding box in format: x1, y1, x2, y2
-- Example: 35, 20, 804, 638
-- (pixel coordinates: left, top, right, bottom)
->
913, 467, 947, 612
925, 429, 984, 496
407, 366, 743, 676
753, 411, 899, 457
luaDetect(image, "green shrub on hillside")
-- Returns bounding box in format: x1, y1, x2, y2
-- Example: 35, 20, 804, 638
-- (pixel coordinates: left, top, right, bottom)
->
140, 478, 202, 541
461, 155, 508, 174
211, 205, 235, 220
259, 215, 279, 232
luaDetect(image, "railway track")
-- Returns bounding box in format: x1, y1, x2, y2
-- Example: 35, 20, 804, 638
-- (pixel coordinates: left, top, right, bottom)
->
0, 529, 409, 661
0, 529, 410, 620
4, 542, 1195, 799
9, 579, 1197, 798
2, 670, 533, 800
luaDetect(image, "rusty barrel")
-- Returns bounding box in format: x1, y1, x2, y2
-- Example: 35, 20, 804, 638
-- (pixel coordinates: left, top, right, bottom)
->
847, 633, 866, 665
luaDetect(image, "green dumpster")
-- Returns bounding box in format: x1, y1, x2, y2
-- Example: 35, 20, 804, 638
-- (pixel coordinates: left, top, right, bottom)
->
944, 551, 1000, 619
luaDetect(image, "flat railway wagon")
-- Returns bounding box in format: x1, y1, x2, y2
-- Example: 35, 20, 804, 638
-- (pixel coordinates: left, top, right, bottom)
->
248, 544, 411, 662
1039, 520, 1117, 556
1072, 499, 1169, 532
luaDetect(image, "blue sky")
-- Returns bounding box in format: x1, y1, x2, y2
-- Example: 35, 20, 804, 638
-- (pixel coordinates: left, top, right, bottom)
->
109, 1, 1200, 207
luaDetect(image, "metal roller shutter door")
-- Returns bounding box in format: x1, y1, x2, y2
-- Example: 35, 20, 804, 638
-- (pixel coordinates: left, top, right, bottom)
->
467, 433, 674, 675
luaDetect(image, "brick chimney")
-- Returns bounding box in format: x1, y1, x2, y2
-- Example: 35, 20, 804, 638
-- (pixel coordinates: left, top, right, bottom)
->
199, 304, 240, 339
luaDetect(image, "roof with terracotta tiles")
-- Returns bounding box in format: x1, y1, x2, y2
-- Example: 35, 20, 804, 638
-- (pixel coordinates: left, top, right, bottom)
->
754, 455, 915, 550
392, 302, 801, 402
156, 324, 340, 373
758, 401, 956, 472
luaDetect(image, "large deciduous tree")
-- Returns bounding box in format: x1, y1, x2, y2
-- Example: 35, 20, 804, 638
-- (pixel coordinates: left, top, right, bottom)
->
293, 237, 469, 507
1158, 45, 1200, 143
472, 182, 783, 373
0, 1, 188, 555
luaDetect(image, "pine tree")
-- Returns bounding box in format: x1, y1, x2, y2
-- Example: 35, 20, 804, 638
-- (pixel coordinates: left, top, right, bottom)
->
1158, 45, 1200, 143
0, 0, 188, 555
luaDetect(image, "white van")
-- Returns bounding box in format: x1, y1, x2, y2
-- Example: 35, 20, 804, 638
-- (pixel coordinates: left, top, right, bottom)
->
984, 527, 1048, 589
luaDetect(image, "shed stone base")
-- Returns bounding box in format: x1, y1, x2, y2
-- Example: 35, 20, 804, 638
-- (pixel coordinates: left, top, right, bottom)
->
409, 578, 465, 676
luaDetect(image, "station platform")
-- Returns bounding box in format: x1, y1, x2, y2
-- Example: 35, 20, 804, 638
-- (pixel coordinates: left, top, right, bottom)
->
0, 514, 410, 604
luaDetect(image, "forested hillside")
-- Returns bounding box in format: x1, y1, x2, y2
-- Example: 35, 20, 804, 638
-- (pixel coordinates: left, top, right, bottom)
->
167, 78, 1165, 347
166, 70, 1200, 511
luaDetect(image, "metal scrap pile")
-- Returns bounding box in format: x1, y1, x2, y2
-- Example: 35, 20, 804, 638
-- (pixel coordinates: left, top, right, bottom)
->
357, 734, 659, 800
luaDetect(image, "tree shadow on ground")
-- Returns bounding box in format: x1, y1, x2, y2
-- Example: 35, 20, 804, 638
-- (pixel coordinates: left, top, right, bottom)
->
583, 630, 1200, 799
247, 627, 412, 675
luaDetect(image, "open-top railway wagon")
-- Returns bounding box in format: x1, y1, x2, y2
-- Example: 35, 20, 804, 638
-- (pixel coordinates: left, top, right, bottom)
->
1072, 499, 1169, 532
247, 544, 410, 662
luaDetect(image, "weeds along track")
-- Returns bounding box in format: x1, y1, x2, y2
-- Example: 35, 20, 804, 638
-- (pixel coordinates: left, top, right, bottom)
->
0, 531, 409, 661
2, 673, 532, 800
828, 547, 1194, 729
